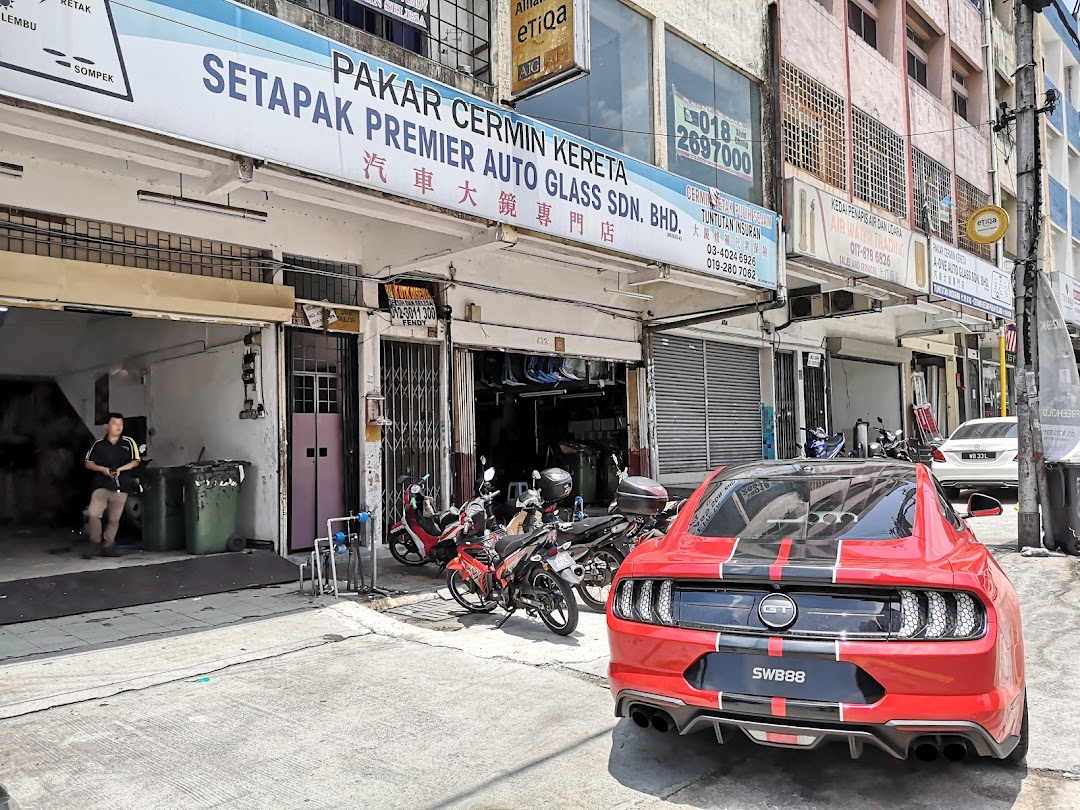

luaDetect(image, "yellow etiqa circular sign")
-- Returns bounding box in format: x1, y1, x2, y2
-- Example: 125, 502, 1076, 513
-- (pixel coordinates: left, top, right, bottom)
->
966, 205, 1010, 245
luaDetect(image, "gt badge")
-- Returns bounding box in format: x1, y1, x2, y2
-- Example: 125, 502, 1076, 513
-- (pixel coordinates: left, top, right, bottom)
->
758, 593, 798, 630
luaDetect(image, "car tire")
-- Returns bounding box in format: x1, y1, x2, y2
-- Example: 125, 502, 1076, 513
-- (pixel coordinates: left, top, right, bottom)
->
1004, 693, 1029, 764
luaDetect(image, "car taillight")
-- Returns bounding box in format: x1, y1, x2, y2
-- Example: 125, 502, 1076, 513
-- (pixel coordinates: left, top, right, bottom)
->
931, 448, 946, 463
897, 589, 985, 640
612, 578, 675, 626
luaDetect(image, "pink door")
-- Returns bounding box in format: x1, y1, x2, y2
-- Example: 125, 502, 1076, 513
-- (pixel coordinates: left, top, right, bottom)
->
290, 351, 346, 551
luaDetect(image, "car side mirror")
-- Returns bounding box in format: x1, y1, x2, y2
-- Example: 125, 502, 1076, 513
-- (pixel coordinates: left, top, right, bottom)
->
963, 493, 1003, 519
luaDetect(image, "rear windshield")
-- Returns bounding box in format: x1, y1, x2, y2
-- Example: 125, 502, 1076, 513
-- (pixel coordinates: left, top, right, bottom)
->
687, 474, 918, 542
951, 421, 1017, 440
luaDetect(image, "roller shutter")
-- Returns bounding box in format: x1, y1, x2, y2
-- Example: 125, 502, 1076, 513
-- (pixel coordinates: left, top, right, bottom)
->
652, 334, 762, 477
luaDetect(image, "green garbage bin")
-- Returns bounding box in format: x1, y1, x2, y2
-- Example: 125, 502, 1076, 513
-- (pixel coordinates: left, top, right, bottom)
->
140, 466, 187, 552
559, 442, 599, 505
183, 461, 247, 555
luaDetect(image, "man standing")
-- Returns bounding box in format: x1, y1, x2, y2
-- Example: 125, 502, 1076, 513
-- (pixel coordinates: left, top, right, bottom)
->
83, 413, 140, 558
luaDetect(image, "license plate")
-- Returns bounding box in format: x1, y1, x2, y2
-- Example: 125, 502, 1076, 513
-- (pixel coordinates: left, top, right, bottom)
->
550, 551, 574, 572
962, 452, 993, 460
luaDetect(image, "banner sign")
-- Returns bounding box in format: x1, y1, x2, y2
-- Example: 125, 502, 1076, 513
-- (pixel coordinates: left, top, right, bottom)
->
929, 240, 1012, 319
385, 284, 437, 326
786, 179, 928, 293
292, 302, 361, 332
0, 0, 776, 291
1037, 274, 1080, 461
672, 88, 754, 182
511, 0, 589, 99
1054, 271, 1080, 325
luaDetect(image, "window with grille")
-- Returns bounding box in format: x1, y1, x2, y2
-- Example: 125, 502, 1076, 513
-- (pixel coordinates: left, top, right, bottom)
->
0, 206, 273, 281
781, 62, 847, 191
283, 254, 362, 306
848, 0, 878, 50
952, 52, 977, 124
955, 177, 993, 260
852, 108, 907, 217
912, 148, 954, 242
289, 0, 491, 83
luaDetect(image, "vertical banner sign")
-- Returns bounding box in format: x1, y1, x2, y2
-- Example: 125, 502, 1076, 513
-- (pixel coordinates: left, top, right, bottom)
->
511, 0, 590, 100
672, 88, 754, 182
1037, 274, 1080, 461
386, 285, 438, 326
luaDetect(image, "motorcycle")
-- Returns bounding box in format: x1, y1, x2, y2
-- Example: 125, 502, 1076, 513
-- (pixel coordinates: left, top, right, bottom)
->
445, 502, 581, 636
870, 417, 912, 461
388, 465, 496, 568
799, 426, 847, 458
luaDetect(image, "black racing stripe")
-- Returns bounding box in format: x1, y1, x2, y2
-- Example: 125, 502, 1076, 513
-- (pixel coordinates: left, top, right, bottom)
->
713, 634, 835, 661
722, 537, 841, 583
721, 693, 842, 722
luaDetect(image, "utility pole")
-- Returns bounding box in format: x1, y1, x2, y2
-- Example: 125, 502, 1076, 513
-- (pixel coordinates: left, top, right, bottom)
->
1013, 0, 1054, 550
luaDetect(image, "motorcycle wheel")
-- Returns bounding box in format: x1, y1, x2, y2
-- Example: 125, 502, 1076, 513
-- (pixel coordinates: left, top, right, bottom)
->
576, 545, 626, 613
388, 527, 427, 567
445, 568, 497, 613
530, 568, 579, 636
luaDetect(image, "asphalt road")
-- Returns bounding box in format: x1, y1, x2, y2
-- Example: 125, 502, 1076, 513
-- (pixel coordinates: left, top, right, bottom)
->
2, 499, 1079, 810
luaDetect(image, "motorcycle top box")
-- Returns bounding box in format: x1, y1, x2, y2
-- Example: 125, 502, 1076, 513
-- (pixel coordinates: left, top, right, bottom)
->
616, 477, 668, 516
538, 468, 573, 503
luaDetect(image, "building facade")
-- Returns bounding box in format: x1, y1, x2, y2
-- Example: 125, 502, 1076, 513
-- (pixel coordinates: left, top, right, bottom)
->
762, 0, 1010, 459
0, 0, 781, 557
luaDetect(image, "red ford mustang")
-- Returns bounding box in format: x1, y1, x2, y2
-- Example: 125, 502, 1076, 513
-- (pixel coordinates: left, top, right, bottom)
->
607, 460, 1027, 762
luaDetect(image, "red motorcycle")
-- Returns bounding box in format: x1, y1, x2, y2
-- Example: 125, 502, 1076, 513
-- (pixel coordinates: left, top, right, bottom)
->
445, 495, 580, 637
387, 473, 460, 567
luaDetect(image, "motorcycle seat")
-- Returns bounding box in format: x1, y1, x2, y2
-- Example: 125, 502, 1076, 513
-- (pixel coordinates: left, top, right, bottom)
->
412, 514, 441, 539
494, 533, 531, 558
559, 514, 622, 537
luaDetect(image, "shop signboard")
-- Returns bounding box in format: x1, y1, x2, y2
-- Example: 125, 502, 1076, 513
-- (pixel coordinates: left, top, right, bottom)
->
929, 240, 1012, 319
0, 1, 778, 290
786, 179, 928, 293
1053, 271, 1080, 326
292, 302, 361, 332
385, 284, 438, 326
511, 0, 590, 99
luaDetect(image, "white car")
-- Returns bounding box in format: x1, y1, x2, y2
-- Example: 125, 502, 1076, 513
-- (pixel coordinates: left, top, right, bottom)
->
931, 417, 1018, 495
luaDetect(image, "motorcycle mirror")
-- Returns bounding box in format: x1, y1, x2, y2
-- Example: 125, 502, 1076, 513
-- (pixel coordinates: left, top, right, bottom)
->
532, 469, 541, 481
877, 417, 884, 424
483, 467, 495, 482
480, 455, 486, 465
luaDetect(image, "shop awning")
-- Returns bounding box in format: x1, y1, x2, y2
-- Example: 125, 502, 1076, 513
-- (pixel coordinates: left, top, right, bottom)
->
0, 253, 294, 324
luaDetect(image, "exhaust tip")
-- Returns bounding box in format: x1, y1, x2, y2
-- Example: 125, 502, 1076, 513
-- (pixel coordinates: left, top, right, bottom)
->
913, 743, 940, 762
630, 709, 651, 728
942, 742, 968, 762
650, 713, 671, 733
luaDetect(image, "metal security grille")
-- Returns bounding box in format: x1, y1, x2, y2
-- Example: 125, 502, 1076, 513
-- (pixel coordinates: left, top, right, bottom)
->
913, 148, 955, 243
380, 339, 444, 530
652, 335, 762, 475
291, 0, 491, 82
774, 352, 799, 459
781, 62, 847, 191
283, 254, 362, 306
852, 108, 907, 217
955, 177, 993, 260
0, 206, 274, 282
0, 206, 273, 281
803, 354, 829, 434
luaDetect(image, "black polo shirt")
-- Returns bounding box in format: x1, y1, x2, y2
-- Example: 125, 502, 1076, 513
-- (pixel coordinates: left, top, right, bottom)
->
86, 435, 141, 493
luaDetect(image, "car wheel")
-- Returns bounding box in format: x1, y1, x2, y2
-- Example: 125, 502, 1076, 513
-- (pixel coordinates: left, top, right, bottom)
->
1004, 693, 1029, 764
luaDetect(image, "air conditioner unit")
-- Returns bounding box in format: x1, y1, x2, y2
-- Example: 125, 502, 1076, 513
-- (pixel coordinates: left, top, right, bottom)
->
827, 290, 882, 316
789, 293, 829, 320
